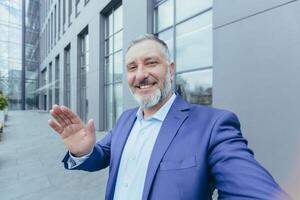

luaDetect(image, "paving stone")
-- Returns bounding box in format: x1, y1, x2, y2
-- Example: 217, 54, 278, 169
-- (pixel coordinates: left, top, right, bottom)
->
0, 111, 108, 200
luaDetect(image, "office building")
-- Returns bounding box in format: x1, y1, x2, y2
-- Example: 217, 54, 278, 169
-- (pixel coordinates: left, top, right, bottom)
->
37, 0, 300, 188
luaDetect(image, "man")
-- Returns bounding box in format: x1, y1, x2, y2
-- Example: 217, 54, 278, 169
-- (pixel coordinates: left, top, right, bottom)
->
48, 35, 289, 199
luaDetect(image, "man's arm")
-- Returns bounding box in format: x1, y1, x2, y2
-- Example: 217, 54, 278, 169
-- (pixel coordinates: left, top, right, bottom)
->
62, 130, 112, 171
208, 111, 290, 199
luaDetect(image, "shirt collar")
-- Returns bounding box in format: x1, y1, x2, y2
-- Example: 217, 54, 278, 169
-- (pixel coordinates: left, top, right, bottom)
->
136, 93, 176, 122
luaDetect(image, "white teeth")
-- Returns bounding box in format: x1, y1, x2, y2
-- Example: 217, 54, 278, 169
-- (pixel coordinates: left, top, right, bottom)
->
140, 85, 152, 89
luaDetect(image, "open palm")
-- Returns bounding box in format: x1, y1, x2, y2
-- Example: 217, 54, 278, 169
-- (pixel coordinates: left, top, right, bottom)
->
48, 105, 96, 157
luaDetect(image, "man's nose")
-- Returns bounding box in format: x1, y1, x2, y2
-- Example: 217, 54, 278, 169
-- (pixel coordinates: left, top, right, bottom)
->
136, 66, 148, 82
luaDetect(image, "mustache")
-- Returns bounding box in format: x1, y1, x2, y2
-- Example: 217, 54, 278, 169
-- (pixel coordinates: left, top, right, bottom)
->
134, 78, 156, 87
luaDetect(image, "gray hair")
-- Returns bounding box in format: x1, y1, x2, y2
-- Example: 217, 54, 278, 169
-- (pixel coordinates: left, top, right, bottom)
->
126, 34, 171, 62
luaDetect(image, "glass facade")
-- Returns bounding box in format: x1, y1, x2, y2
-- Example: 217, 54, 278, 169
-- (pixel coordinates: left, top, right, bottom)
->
154, 0, 213, 105
0, 0, 22, 109
55, 55, 60, 104
64, 45, 71, 107
25, 0, 39, 109
78, 30, 89, 123
104, 4, 123, 130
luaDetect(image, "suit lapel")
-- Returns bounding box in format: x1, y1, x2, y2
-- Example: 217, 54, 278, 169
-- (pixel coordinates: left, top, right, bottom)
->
106, 109, 138, 200
142, 96, 191, 200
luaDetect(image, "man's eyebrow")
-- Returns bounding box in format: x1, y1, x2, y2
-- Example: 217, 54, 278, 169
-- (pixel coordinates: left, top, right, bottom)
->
126, 61, 136, 67
144, 57, 159, 62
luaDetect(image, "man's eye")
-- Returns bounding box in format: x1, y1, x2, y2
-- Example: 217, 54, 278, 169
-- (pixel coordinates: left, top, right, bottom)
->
146, 61, 158, 65
128, 66, 137, 71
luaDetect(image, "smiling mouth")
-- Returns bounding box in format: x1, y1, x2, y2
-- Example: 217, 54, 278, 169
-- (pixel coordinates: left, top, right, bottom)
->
135, 82, 156, 90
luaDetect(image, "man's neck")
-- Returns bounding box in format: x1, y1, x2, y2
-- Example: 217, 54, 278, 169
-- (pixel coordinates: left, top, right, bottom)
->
143, 92, 173, 119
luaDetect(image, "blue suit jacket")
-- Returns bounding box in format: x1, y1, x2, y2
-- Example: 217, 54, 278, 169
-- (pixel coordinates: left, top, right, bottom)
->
63, 95, 287, 199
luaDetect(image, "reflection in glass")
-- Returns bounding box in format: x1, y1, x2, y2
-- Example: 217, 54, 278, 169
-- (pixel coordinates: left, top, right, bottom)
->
105, 56, 113, 83
176, 11, 212, 72
176, 69, 212, 105
154, 0, 173, 32
176, 0, 212, 22
114, 5, 123, 33
106, 85, 114, 129
114, 31, 123, 52
0, 0, 23, 109
115, 83, 123, 121
114, 51, 123, 82
158, 29, 174, 61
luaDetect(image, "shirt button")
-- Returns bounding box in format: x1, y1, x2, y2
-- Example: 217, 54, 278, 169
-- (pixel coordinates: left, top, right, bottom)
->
124, 182, 129, 187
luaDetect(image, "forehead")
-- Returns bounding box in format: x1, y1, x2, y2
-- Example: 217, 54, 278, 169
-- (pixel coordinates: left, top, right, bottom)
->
125, 40, 166, 63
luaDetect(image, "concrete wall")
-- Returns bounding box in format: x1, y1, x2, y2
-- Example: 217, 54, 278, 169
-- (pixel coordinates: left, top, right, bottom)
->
213, 0, 300, 185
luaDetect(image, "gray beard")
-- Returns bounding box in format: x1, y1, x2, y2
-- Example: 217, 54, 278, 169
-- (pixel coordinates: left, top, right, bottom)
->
132, 71, 172, 109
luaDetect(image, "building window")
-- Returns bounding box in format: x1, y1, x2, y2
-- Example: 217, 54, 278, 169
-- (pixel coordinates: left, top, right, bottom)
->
48, 62, 53, 109
55, 55, 60, 104
103, 4, 123, 130
54, 5, 57, 43
75, 0, 80, 16
78, 29, 89, 123
63, 0, 66, 28
51, 12, 53, 48
64, 45, 71, 107
68, 0, 72, 25
41, 69, 48, 110
153, 0, 213, 105
58, 0, 61, 37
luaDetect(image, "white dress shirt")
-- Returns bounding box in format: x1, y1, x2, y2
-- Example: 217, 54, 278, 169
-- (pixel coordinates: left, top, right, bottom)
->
68, 94, 176, 200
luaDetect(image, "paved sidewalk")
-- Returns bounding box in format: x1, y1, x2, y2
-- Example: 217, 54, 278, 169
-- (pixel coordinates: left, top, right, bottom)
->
0, 110, 108, 200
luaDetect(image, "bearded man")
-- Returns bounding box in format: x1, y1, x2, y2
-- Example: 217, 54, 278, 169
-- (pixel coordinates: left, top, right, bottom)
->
48, 34, 289, 200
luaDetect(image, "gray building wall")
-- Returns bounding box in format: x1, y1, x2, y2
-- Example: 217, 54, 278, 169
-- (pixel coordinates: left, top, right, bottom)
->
213, 0, 300, 186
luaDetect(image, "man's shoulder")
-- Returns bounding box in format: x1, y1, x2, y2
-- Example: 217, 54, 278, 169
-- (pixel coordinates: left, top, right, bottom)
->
187, 102, 238, 122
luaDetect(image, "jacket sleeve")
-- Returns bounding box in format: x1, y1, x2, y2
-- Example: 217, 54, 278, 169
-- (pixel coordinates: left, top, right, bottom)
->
62, 130, 112, 172
208, 111, 290, 200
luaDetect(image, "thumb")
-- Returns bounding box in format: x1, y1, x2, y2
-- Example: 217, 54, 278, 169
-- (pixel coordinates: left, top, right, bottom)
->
86, 118, 95, 136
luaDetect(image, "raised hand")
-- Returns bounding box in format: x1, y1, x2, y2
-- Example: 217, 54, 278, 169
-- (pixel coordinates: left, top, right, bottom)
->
48, 105, 96, 157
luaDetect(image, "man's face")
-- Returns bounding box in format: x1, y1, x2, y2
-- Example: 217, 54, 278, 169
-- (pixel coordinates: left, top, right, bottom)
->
125, 40, 175, 109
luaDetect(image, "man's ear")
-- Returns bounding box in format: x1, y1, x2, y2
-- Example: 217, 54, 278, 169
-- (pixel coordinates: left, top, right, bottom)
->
169, 62, 175, 81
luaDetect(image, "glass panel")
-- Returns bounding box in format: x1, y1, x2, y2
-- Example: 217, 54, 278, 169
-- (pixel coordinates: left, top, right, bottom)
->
176, 11, 212, 72
8, 26, 21, 44
106, 85, 114, 130
114, 5, 123, 33
114, 30, 122, 52
108, 36, 113, 55
176, 0, 212, 22
154, 0, 173, 32
114, 50, 123, 82
8, 43, 21, 60
114, 83, 123, 120
176, 69, 212, 105
105, 56, 113, 83
108, 13, 113, 37
158, 29, 174, 62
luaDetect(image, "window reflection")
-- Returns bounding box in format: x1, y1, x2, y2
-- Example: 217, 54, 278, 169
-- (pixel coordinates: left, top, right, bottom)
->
176, 69, 212, 105
158, 29, 174, 61
114, 5, 123, 33
114, 31, 123, 52
176, 0, 212, 22
176, 11, 212, 72
114, 50, 123, 82
154, 0, 173, 32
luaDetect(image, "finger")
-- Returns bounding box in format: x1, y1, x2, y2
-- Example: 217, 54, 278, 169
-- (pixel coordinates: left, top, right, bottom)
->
60, 106, 82, 124
60, 126, 74, 139
86, 119, 95, 136
50, 109, 67, 128
52, 105, 72, 126
48, 119, 63, 134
